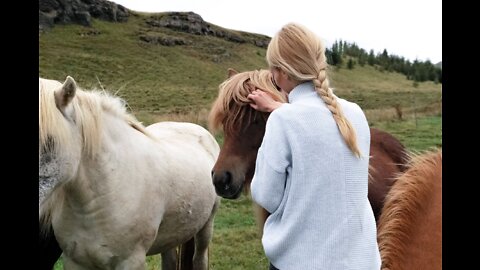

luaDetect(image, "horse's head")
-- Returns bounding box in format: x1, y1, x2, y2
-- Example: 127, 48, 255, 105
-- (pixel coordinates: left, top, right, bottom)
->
39, 76, 83, 204
39, 76, 148, 206
208, 69, 286, 199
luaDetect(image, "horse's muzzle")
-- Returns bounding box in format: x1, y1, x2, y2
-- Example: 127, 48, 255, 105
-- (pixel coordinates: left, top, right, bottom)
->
212, 170, 243, 199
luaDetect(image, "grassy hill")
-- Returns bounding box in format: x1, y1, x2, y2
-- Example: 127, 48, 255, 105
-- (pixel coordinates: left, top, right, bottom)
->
39, 12, 268, 115
39, 11, 441, 131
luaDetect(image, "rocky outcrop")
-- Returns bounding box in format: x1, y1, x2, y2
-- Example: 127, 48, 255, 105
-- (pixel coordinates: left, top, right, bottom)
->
39, 0, 129, 32
139, 33, 189, 46
144, 12, 270, 48
38, 1, 270, 49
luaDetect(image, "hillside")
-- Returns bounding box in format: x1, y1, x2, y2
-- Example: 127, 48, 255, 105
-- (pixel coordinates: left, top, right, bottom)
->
39, 9, 441, 126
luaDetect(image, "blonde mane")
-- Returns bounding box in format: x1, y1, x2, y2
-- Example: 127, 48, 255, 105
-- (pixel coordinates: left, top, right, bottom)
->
208, 69, 286, 135
377, 148, 442, 270
39, 78, 150, 158
39, 78, 151, 234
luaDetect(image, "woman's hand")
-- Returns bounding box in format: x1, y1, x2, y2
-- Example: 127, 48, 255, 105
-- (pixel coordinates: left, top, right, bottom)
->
248, 89, 284, 112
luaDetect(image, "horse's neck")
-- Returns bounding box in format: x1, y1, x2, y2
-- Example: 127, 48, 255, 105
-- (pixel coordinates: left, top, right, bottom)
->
68, 116, 159, 205
403, 166, 442, 269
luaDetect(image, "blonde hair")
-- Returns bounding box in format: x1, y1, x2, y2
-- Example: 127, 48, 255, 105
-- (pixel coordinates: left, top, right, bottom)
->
266, 23, 361, 158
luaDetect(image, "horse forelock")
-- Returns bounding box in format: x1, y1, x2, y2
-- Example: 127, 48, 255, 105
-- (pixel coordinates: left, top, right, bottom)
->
377, 148, 442, 269
208, 70, 286, 135
40, 79, 151, 158
39, 79, 75, 157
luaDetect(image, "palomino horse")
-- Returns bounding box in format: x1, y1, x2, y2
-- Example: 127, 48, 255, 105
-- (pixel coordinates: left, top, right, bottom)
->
208, 69, 409, 230
39, 76, 220, 270
377, 148, 442, 270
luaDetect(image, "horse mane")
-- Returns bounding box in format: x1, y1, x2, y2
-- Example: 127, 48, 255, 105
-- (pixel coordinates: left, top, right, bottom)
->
39, 78, 151, 159
377, 148, 442, 270
208, 69, 286, 135
39, 78, 151, 234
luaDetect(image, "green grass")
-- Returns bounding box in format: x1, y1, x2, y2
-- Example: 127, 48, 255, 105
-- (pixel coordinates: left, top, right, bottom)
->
210, 197, 268, 270
371, 115, 442, 152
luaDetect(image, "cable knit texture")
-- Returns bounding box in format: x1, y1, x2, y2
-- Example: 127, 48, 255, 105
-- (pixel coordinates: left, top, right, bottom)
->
251, 81, 381, 270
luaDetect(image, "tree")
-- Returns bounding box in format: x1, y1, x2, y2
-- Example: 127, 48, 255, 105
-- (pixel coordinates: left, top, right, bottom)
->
347, 58, 355, 69
368, 49, 375, 66
358, 54, 366, 66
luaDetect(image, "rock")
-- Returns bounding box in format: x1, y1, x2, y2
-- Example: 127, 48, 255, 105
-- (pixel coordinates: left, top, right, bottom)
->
144, 12, 270, 48
39, 0, 129, 32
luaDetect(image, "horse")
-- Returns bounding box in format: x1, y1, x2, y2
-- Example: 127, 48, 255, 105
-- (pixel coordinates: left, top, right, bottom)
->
39, 76, 220, 270
377, 148, 442, 270
39, 78, 69, 270
208, 68, 409, 232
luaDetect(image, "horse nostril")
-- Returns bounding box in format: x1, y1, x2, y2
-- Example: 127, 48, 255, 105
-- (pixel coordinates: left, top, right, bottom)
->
223, 171, 232, 189
213, 171, 232, 191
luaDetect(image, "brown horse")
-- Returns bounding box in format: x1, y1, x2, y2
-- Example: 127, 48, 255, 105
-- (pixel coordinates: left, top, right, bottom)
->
208, 69, 409, 229
377, 148, 442, 270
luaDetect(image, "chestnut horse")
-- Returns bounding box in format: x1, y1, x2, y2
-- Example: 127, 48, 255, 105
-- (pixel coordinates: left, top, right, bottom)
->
377, 148, 442, 270
208, 69, 409, 230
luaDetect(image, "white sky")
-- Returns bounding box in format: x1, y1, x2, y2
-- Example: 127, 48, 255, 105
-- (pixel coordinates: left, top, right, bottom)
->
110, 0, 442, 64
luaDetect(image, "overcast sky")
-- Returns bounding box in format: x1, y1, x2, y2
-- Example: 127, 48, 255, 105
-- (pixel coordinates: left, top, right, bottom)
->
110, 0, 442, 64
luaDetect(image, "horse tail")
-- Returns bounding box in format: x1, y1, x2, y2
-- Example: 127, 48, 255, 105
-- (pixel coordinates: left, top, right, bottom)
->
177, 237, 195, 270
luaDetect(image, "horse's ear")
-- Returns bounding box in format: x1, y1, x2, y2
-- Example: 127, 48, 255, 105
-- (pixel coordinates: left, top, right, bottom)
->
227, 68, 239, 78
55, 76, 77, 111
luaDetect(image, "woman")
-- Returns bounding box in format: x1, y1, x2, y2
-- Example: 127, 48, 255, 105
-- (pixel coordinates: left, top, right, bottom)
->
248, 23, 381, 270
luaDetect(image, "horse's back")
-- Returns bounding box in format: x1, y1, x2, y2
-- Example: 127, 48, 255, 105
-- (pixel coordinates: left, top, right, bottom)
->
368, 128, 409, 220
370, 128, 409, 171
146, 121, 220, 161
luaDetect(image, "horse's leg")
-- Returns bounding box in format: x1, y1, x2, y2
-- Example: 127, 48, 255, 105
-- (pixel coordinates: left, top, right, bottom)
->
39, 222, 63, 270
253, 202, 270, 237
192, 199, 220, 270
161, 248, 178, 270
178, 238, 195, 270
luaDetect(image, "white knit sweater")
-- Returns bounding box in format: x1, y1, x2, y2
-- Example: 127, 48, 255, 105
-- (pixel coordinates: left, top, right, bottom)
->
251, 81, 381, 270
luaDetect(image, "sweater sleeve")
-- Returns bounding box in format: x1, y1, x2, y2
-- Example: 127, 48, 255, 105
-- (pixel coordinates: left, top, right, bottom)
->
251, 110, 291, 214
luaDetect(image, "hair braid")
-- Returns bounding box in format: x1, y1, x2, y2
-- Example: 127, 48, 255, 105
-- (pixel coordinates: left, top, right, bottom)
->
314, 69, 362, 158
267, 22, 363, 158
